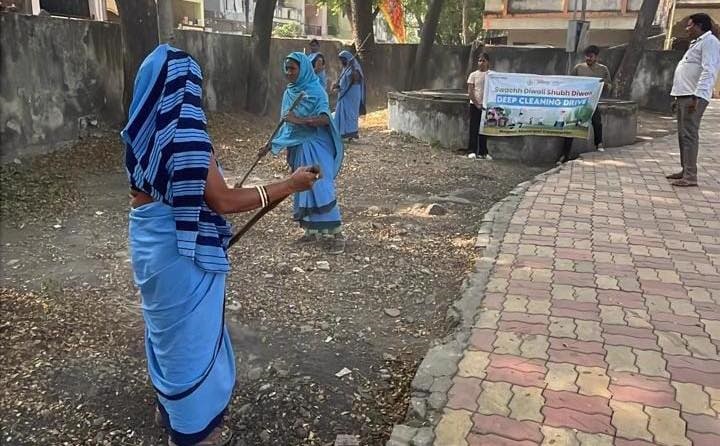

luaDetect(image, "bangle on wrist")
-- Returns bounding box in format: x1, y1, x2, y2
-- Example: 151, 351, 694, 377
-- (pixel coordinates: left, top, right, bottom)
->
255, 185, 268, 208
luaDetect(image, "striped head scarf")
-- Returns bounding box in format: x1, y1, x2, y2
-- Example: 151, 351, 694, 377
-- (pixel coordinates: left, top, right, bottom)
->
122, 44, 232, 273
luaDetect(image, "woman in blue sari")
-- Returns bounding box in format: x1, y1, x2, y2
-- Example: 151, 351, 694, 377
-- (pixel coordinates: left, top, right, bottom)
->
332, 50, 366, 141
123, 44, 317, 446
308, 52, 328, 91
269, 52, 346, 254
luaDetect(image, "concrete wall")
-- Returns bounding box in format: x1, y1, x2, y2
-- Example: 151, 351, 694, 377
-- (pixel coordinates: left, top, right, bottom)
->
388, 92, 470, 150
483, 45, 682, 112
174, 29, 251, 113
171, 35, 469, 118
0, 13, 123, 161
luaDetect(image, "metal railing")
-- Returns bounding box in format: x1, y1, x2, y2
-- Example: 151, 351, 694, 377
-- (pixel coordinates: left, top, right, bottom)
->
305, 24, 322, 35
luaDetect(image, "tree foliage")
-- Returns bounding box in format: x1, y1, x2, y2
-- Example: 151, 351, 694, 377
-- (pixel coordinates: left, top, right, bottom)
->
273, 22, 303, 37
316, 0, 484, 45
405, 0, 484, 44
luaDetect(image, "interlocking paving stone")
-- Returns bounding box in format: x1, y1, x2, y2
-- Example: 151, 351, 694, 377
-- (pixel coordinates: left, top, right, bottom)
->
423, 102, 720, 445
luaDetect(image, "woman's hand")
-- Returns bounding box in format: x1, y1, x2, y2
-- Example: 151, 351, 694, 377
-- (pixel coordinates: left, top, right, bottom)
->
331, 83, 339, 92
285, 111, 305, 125
288, 166, 321, 192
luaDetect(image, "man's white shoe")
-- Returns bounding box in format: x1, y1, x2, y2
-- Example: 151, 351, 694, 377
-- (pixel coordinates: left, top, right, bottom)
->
468, 153, 477, 159
484, 154, 493, 160
597, 147, 605, 152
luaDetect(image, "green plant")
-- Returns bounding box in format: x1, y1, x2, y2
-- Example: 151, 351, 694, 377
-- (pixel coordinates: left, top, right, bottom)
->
273, 22, 303, 38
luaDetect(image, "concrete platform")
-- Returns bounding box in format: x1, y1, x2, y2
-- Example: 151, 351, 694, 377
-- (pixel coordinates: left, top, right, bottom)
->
388, 90, 638, 165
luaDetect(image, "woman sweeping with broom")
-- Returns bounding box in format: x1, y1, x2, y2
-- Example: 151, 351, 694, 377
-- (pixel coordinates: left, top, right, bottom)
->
123, 44, 318, 445
263, 51, 346, 254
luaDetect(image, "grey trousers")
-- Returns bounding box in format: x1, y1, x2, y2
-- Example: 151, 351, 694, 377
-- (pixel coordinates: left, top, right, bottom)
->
676, 96, 709, 182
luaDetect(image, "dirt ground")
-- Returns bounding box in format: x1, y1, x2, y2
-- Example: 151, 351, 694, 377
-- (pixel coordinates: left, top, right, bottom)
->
1, 109, 664, 445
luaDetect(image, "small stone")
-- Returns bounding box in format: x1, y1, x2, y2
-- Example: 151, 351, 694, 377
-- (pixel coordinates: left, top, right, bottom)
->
384, 308, 401, 318
334, 434, 360, 446
259, 430, 271, 444
294, 426, 307, 438
367, 206, 381, 214
248, 367, 263, 381
409, 397, 427, 420
389, 425, 416, 445
383, 353, 397, 361
6, 259, 19, 266
420, 268, 432, 275
13, 158, 21, 165
292, 266, 305, 273
426, 203, 448, 216
335, 367, 352, 378
300, 325, 313, 333
263, 273, 274, 279
316, 261, 331, 271
412, 427, 434, 446
226, 300, 241, 311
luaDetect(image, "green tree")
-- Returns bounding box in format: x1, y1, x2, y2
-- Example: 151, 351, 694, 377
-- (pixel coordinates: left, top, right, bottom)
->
273, 22, 303, 37
316, 0, 485, 45
406, 0, 485, 45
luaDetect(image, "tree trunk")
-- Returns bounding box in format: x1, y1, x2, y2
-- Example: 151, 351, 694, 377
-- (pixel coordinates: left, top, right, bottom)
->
613, 0, 660, 99
116, 0, 159, 115
343, 1, 354, 35
410, 0, 444, 89
157, 0, 176, 44
244, 0, 250, 31
246, 0, 278, 115
466, 39, 484, 78
462, 0, 470, 45
350, 0, 375, 60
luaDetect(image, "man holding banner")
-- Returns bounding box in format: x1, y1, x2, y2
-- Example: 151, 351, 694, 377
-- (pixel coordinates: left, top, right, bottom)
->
481, 71, 603, 149
558, 45, 612, 163
466, 53, 491, 160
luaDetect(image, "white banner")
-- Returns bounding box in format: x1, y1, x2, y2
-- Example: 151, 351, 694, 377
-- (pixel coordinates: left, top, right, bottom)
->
481, 71, 603, 138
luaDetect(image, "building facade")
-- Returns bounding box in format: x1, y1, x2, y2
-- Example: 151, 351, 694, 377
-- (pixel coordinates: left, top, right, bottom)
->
483, 0, 672, 47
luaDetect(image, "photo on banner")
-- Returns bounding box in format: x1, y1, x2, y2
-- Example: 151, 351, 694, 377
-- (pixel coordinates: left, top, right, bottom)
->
481, 71, 603, 138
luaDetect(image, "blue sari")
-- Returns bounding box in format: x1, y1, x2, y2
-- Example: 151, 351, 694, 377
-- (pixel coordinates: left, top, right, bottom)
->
123, 45, 234, 445
334, 50, 366, 139
272, 52, 344, 231
308, 52, 328, 91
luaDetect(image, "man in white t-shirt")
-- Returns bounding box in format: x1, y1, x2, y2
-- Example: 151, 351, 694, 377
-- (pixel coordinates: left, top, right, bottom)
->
666, 13, 720, 187
466, 53, 491, 160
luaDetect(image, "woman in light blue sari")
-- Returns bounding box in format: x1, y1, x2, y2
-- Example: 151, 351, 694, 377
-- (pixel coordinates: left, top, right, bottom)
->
270, 52, 346, 253
123, 44, 317, 445
308, 52, 328, 91
332, 50, 366, 141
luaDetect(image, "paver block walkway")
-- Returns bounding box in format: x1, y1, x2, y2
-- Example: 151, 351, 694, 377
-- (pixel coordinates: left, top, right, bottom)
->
434, 102, 720, 445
